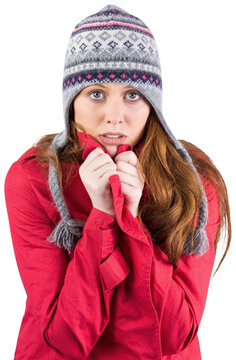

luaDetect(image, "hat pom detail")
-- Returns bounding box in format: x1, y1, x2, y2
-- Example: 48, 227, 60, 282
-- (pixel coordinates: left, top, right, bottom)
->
47, 218, 86, 253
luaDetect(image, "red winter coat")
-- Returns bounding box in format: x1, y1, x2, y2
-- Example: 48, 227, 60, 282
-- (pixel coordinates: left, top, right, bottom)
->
4, 131, 221, 360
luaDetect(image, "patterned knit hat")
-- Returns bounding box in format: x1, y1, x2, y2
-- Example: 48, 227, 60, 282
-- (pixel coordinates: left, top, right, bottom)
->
47, 4, 209, 255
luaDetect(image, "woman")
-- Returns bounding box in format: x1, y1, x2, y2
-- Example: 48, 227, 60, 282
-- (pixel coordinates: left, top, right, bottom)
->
4, 4, 231, 360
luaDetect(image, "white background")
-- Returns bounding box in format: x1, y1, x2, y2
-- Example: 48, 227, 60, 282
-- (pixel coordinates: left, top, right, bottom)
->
1, 1, 235, 359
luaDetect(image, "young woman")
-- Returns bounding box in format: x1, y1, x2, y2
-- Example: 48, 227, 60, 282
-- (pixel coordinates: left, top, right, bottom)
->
4, 4, 231, 360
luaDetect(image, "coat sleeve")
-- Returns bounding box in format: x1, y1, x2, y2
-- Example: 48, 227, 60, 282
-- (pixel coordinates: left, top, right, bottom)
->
4, 160, 130, 360
121, 177, 220, 356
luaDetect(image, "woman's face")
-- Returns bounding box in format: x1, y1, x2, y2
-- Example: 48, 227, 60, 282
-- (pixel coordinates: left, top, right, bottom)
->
73, 82, 151, 158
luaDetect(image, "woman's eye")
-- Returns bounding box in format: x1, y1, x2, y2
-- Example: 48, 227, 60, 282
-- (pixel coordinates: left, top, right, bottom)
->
126, 91, 140, 101
89, 90, 103, 100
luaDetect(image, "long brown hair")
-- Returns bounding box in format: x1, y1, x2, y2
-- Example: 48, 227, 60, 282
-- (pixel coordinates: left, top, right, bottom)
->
34, 105, 231, 276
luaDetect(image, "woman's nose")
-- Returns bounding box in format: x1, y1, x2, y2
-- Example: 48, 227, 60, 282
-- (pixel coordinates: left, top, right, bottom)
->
104, 98, 124, 123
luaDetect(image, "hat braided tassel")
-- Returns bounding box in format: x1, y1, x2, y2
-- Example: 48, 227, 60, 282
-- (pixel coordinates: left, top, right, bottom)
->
46, 133, 86, 253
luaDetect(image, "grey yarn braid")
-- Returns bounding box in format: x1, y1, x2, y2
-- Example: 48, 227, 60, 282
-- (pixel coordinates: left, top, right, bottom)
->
182, 169, 209, 255
177, 146, 209, 255
47, 131, 86, 253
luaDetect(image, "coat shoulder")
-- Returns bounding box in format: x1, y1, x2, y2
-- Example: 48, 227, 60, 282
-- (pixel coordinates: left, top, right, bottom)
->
4, 146, 60, 225
6, 146, 48, 184
17, 145, 39, 161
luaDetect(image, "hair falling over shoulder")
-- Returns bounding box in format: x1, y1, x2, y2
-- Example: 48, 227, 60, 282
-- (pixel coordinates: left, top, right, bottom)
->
33, 105, 231, 276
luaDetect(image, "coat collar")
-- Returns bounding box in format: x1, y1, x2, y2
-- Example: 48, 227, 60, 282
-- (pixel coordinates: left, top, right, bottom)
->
76, 131, 144, 161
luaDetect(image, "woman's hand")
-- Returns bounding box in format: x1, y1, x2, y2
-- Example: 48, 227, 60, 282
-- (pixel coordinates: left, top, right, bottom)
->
79, 148, 118, 218
114, 151, 145, 218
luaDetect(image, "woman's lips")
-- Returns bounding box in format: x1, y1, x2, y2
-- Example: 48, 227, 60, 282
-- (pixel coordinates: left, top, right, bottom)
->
98, 135, 128, 145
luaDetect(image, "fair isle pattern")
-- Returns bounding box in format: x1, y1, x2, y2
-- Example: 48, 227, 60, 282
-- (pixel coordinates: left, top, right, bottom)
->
64, 26, 160, 70
63, 70, 162, 91
47, 4, 209, 257
63, 6, 161, 78
72, 21, 153, 36
75, 7, 151, 33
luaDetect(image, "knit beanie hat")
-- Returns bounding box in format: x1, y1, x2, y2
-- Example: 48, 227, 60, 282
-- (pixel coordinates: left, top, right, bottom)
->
47, 4, 209, 256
